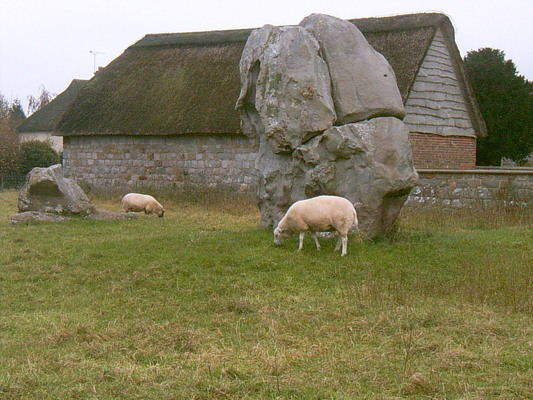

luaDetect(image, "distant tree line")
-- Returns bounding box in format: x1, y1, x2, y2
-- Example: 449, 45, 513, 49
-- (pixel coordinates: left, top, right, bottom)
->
0, 87, 60, 178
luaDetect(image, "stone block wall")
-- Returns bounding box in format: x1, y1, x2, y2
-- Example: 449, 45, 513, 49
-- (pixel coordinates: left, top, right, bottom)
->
408, 168, 533, 208
409, 134, 476, 169
62, 135, 258, 192
62, 135, 532, 213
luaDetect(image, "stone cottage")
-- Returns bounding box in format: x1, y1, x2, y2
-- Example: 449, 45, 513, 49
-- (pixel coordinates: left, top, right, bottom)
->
56, 13, 487, 192
18, 79, 87, 153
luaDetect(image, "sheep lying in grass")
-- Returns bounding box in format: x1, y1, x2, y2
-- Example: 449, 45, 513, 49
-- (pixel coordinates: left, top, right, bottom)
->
274, 195, 358, 256
121, 193, 165, 217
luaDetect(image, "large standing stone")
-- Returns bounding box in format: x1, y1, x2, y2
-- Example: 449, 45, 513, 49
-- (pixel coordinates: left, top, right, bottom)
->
236, 24, 336, 153
300, 14, 405, 124
238, 14, 418, 238
18, 164, 95, 215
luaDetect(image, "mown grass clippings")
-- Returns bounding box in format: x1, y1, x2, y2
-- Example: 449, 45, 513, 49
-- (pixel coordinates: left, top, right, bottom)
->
0, 189, 531, 399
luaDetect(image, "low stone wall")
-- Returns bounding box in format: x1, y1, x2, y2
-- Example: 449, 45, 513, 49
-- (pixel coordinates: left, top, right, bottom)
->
62, 135, 532, 211
62, 135, 258, 192
407, 168, 533, 208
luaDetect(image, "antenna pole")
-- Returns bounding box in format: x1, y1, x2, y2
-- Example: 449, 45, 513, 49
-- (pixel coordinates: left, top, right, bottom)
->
89, 50, 105, 72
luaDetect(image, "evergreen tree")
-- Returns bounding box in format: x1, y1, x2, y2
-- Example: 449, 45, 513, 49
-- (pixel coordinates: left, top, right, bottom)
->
464, 48, 533, 165
8, 99, 26, 129
18, 141, 60, 175
0, 93, 9, 120
0, 113, 21, 175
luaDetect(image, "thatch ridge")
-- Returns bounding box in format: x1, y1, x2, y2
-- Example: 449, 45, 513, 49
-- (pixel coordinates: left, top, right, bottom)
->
351, 12, 448, 33
57, 13, 485, 138
132, 28, 253, 48
18, 79, 87, 133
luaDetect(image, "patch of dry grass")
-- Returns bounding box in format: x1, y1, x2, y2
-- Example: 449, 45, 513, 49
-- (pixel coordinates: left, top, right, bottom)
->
399, 202, 532, 231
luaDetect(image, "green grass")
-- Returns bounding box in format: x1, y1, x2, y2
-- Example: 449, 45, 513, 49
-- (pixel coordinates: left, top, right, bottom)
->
1, 190, 531, 399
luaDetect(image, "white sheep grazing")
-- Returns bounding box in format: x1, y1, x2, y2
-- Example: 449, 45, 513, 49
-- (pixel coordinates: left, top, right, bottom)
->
273, 195, 358, 256
121, 193, 165, 217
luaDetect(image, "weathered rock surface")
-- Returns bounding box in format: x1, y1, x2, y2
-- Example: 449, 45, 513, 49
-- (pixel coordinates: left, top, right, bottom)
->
13, 165, 145, 225
238, 14, 418, 238
10, 209, 140, 225
300, 14, 405, 124
301, 118, 418, 238
10, 211, 72, 225
255, 133, 299, 226
236, 24, 336, 152
18, 164, 95, 215
256, 118, 418, 237
87, 209, 141, 221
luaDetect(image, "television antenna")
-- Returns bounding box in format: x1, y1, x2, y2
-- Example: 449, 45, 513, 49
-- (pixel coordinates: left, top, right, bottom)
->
89, 50, 104, 72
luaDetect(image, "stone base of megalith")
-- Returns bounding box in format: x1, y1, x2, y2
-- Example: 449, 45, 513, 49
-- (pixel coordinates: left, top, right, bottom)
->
257, 118, 418, 238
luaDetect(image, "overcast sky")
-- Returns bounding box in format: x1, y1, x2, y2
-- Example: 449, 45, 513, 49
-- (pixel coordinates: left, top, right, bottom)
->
1, 0, 532, 113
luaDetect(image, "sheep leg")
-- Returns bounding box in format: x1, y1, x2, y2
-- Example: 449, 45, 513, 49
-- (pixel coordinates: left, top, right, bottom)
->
341, 235, 348, 256
298, 232, 305, 251
334, 236, 341, 252
311, 233, 321, 250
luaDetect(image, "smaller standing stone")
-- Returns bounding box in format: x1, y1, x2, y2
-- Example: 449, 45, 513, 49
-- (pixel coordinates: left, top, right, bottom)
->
18, 164, 95, 215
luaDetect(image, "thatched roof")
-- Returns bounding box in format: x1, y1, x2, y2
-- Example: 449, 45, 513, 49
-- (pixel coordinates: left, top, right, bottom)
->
57, 13, 486, 137
18, 79, 87, 133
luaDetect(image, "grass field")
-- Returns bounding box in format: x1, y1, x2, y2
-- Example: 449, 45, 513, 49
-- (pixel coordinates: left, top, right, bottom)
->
0, 189, 531, 399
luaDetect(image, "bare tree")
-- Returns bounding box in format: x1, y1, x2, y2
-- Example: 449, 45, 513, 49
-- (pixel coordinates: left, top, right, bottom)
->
27, 85, 55, 115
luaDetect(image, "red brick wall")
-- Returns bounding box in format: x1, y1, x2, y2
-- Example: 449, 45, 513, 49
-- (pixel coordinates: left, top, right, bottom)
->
409, 133, 476, 169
